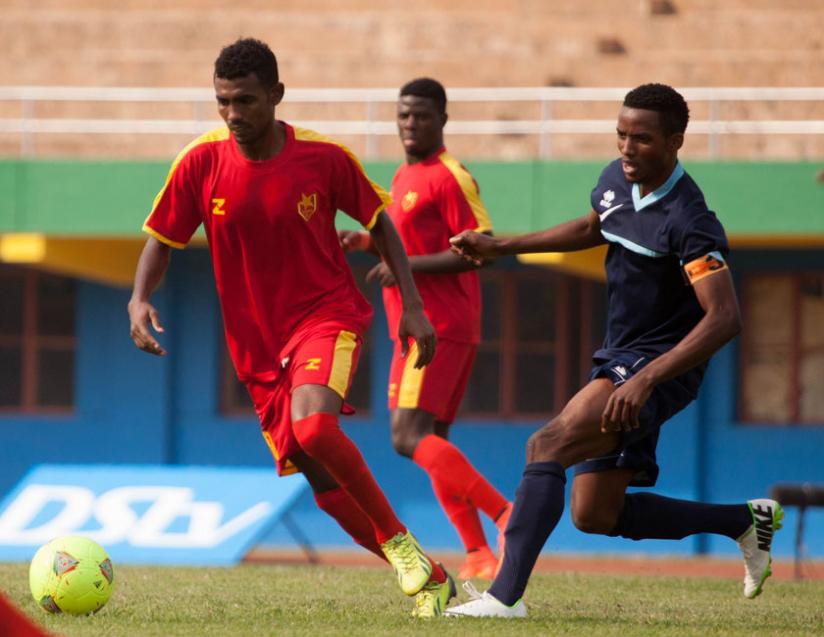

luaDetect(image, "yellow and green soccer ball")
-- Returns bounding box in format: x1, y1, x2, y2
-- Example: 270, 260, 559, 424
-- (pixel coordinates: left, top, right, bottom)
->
29, 536, 114, 615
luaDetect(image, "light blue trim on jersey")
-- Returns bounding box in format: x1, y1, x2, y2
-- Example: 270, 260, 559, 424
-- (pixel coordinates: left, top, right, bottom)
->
679, 250, 726, 266
601, 230, 668, 258
632, 162, 685, 211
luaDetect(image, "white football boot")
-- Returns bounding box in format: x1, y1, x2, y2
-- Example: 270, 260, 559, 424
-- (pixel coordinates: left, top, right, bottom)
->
737, 498, 784, 598
444, 581, 527, 618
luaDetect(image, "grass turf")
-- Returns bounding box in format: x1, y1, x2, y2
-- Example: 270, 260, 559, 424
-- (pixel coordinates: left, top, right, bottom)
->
2, 562, 823, 636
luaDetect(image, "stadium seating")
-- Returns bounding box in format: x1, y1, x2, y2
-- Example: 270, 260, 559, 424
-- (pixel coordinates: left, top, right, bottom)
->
1, 0, 823, 159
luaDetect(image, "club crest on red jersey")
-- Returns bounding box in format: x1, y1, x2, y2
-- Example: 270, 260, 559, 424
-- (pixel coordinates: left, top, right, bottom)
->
401, 190, 418, 212
297, 193, 318, 221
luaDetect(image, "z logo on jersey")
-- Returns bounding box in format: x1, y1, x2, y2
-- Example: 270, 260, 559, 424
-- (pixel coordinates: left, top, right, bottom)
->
212, 198, 227, 216
297, 193, 318, 221
304, 358, 322, 371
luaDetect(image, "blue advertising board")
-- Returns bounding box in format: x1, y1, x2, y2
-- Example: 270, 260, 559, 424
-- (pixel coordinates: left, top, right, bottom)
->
0, 465, 307, 565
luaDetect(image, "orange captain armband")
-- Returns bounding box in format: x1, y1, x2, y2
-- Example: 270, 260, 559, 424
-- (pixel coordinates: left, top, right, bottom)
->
683, 251, 728, 285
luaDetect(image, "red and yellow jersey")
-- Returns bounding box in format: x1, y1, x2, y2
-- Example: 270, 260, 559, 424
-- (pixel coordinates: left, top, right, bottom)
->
383, 147, 492, 344
143, 123, 390, 381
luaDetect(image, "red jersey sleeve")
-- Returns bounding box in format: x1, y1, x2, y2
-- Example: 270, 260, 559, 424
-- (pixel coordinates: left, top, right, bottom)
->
143, 144, 206, 248
436, 152, 493, 235
330, 145, 392, 230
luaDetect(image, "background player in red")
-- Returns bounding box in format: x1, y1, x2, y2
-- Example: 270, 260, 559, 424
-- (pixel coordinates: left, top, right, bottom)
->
128, 39, 454, 618
340, 78, 512, 580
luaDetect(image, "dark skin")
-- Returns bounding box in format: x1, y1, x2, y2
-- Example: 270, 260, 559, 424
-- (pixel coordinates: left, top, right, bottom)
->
450, 105, 742, 532
215, 74, 285, 161
129, 72, 436, 491
340, 93, 492, 456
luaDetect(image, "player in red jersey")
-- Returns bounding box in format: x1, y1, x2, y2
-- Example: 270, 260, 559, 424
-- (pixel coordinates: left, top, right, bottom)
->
340, 78, 512, 580
128, 39, 454, 618
0, 593, 54, 637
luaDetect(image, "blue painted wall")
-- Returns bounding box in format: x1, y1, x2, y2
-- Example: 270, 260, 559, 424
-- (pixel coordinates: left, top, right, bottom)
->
2, 247, 822, 560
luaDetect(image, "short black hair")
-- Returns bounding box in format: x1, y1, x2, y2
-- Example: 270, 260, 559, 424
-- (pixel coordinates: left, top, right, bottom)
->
623, 83, 689, 135
399, 78, 447, 113
214, 38, 279, 88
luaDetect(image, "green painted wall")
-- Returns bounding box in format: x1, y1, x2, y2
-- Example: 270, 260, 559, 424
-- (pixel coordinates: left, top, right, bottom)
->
1, 159, 822, 237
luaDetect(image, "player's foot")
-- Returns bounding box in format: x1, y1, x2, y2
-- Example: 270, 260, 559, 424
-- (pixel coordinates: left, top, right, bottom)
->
444, 581, 527, 618
737, 498, 784, 598
412, 566, 457, 618
380, 531, 432, 596
493, 502, 513, 577
458, 546, 498, 580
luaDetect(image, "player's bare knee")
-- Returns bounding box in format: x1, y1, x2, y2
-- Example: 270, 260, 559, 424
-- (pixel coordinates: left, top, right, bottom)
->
526, 427, 557, 462
390, 410, 435, 458
526, 417, 572, 463
571, 507, 616, 535
390, 427, 417, 458
389, 418, 418, 458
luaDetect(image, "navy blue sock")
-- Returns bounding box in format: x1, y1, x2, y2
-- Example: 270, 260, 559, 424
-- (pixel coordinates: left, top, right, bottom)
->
609, 492, 752, 541
488, 461, 566, 606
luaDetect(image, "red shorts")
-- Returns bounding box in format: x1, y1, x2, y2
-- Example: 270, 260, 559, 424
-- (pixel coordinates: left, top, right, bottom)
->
387, 339, 476, 424
245, 326, 363, 476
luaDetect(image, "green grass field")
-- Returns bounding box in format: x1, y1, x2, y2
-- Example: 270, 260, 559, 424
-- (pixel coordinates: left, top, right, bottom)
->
2, 562, 823, 637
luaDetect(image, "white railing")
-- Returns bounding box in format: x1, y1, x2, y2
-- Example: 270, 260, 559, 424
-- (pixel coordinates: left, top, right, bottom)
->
1, 86, 824, 159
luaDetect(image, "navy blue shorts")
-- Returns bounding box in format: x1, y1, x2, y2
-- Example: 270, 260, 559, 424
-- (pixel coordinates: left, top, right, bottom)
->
572, 352, 700, 487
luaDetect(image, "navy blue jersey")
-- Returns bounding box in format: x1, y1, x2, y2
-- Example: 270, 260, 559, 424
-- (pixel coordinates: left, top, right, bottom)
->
591, 159, 729, 376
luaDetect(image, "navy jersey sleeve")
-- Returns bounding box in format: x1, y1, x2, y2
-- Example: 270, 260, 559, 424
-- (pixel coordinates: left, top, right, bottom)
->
677, 207, 729, 264
590, 163, 614, 211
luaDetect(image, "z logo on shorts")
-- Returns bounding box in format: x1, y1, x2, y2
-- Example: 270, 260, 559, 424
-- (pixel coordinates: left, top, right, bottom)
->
304, 358, 321, 371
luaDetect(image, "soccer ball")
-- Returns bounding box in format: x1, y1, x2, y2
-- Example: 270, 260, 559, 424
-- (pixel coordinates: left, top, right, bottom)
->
29, 536, 114, 615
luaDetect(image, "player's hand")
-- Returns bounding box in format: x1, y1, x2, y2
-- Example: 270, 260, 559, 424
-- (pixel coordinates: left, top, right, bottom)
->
128, 299, 167, 356
366, 262, 397, 287
449, 231, 500, 267
338, 229, 369, 253
398, 305, 436, 368
600, 376, 653, 432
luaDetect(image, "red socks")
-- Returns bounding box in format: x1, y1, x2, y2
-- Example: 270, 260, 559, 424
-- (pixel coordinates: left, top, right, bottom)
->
413, 433, 508, 530
431, 479, 488, 552
293, 413, 405, 543
314, 487, 386, 561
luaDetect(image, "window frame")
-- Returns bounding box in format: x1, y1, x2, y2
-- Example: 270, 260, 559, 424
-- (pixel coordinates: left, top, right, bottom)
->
0, 266, 76, 414
459, 267, 606, 421
738, 270, 824, 425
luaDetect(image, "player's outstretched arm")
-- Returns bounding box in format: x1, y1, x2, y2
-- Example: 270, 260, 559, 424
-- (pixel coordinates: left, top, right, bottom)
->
128, 237, 172, 356
601, 266, 742, 432
408, 231, 495, 275
366, 235, 493, 288
367, 212, 436, 368
450, 210, 605, 266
